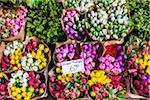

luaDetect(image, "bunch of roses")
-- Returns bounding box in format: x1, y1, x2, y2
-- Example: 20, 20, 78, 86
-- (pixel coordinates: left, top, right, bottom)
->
0, 72, 8, 99
127, 44, 150, 96
0, 5, 27, 39
62, 10, 87, 40
54, 43, 81, 66
87, 70, 126, 99
21, 38, 49, 71
1, 41, 24, 71
8, 70, 46, 100
82, 43, 103, 75
49, 67, 87, 99
98, 44, 125, 75
63, 0, 94, 14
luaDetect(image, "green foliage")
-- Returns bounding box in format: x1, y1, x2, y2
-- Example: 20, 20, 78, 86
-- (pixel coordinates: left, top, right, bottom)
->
26, 0, 66, 44
125, 0, 150, 32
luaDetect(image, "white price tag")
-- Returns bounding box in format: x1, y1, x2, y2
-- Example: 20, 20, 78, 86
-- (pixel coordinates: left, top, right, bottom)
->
61, 59, 85, 74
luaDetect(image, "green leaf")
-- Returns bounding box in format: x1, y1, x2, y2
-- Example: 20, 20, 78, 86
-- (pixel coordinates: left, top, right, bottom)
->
109, 89, 117, 95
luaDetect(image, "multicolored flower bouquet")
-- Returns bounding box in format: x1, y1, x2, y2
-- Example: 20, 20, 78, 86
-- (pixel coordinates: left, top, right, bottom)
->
126, 41, 150, 97
1, 41, 24, 72
0, 72, 8, 99
0, 5, 27, 40
49, 67, 87, 99
87, 70, 127, 99
22, 37, 50, 72
98, 44, 125, 75
8, 70, 46, 100
61, 9, 87, 41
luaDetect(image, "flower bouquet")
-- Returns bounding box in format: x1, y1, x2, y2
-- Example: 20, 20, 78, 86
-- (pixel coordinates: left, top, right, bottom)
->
81, 41, 104, 75
1, 41, 24, 73
8, 70, 47, 100
87, 70, 127, 99
0, 5, 27, 41
85, 9, 109, 41
0, 72, 9, 99
53, 40, 81, 66
98, 44, 125, 75
126, 41, 150, 98
62, 0, 94, 14
49, 67, 87, 99
22, 37, 51, 73
61, 9, 87, 41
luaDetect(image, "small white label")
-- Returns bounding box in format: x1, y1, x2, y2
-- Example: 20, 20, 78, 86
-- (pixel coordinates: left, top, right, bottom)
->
61, 59, 85, 74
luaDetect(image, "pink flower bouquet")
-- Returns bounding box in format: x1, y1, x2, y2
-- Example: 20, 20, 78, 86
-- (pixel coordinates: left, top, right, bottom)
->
0, 5, 27, 39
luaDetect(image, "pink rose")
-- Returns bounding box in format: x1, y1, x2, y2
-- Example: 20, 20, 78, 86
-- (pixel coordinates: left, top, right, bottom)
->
29, 80, 34, 86
67, 22, 73, 27
40, 83, 46, 88
55, 92, 60, 97
0, 84, 5, 91
23, 52, 27, 56
85, 70, 90, 75
96, 83, 102, 88
29, 71, 35, 78
81, 77, 86, 84
27, 44, 33, 50
50, 77, 54, 82
117, 86, 123, 91
92, 86, 99, 93
97, 93, 102, 99
99, 64, 105, 69
103, 91, 109, 97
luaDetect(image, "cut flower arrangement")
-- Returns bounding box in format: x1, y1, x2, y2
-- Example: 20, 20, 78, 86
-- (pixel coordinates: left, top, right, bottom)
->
126, 41, 150, 97
49, 67, 87, 99
61, 9, 87, 41
8, 70, 46, 100
98, 44, 125, 75
81, 42, 104, 75
1, 41, 24, 72
0, 5, 27, 39
87, 70, 127, 100
22, 37, 50, 72
0, 72, 8, 99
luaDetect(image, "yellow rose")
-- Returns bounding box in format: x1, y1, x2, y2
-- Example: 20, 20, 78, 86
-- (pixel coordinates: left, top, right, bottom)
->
15, 56, 19, 60
38, 64, 43, 70
97, 78, 102, 83
42, 62, 47, 67
15, 88, 21, 93
56, 67, 61, 73
0, 72, 3, 78
15, 51, 18, 55
10, 60, 15, 65
105, 79, 111, 84
10, 54, 15, 59
16, 94, 22, 100
17, 64, 21, 69
24, 97, 30, 100
146, 67, 150, 75
62, 74, 66, 78
135, 58, 139, 63
37, 50, 42, 56
35, 55, 40, 59
148, 55, 150, 59
68, 73, 73, 77
39, 88, 44, 94
21, 87, 27, 92
17, 47, 21, 52
87, 80, 94, 86
57, 75, 62, 80
18, 52, 22, 57
42, 58, 47, 62
12, 66, 18, 71
28, 87, 34, 92
11, 86, 16, 91
26, 92, 32, 98
44, 48, 49, 53
101, 75, 107, 81
61, 80, 66, 83
12, 92, 17, 97
21, 92, 26, 97
65, 77, 70, 82
91, 77, 97, 83
90, 91, 96, 97
31, 52, 36, 57
139, 59, 143, 64
40, 54, 44, 59
15, 60, 20, 64
90, 71, 95, 77
39, 44, 44, 50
